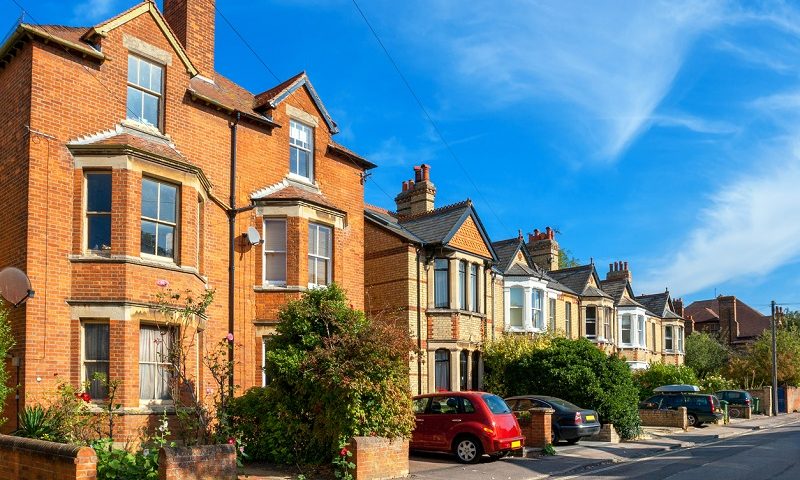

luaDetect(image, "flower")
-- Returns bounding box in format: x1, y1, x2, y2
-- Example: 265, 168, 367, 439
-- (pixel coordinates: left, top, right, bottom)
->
75, 392, 91, 403
239, 446, 245, 453
226, 332, 234, 342
156, 279, 169, 287
340, 447, 349, 457
228, 438, 236, 445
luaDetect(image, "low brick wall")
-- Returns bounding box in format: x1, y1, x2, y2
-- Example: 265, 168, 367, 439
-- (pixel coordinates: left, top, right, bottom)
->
639, 407, 688, 430
727, 404, 752, 419
157, 444, 236, 480
586, 424, 619, 443
348, 436, 408, 480
748, 387, 772, 416
786, 386, 800, 413
516, 407, 553, 448
0, 434, 97, 480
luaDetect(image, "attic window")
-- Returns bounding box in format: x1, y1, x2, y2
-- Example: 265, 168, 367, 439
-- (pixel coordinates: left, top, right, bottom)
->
289, 120, 314, 181
127, 55, 163, 128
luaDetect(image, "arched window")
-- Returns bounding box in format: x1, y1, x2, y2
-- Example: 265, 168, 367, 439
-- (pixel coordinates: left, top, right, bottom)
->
460, 350, 469, 390
435, 349, 450, 391
471, 351, 481, 391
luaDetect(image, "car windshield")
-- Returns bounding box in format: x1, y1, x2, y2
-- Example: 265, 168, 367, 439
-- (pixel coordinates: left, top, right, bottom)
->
482, 394, 511, 414
544, 397, 582, 410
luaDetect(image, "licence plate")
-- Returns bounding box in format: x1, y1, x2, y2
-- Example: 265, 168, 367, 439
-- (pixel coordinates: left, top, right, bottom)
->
511, 440, 521, 448
585, 415, 595, 421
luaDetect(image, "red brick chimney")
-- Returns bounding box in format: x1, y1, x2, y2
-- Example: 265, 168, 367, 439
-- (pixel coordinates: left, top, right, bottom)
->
673, 297, 684, 317
395, 164, 436, 216
717, 295, 740, 344
606, 260, 632, 283
526, 227, 559, 271
163, 0, 215, 76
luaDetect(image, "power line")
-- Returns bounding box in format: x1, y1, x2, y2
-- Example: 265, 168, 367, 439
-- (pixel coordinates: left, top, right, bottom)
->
215, 3, 396, 205
349, 0, 509, 231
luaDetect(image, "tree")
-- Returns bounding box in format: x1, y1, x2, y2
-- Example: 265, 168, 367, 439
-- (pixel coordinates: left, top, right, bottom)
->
632, 363, 699, 400
783, 309, 800, 330
725, 326, 800, 388
685, 332, 729, 378
492, 337, 641, 439
558, 249, 581, 269
0, 307, 15, 427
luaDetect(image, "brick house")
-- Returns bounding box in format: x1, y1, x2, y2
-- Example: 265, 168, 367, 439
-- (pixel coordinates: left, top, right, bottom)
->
683, 296, 770, 348
635, 290, 685, 365
364, 165, 500, 395
0, 0, 373, 438
491, 233, 580, 338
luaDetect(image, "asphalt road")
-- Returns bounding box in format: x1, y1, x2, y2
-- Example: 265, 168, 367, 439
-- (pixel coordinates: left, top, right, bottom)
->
574, 423, 800, 480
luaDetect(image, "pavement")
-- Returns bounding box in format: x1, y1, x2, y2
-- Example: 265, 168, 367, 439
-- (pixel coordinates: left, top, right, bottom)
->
238, 413, 800, 480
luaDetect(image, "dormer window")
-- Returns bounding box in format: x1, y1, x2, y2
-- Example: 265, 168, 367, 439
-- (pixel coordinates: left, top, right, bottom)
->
127, 55, 163, 128
289, 120, 313, 181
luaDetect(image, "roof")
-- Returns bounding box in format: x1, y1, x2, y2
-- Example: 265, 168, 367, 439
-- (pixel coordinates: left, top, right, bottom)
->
251, 180, 341, 212
67, 124, 186, 163
252, 71, 339, 134
636, 292, 683, 319
0, 24, 105, 64
618, 296, 647, 309
187, 74, 279, 128
548, 265, 609, 298
327, 142, 376, 170
685, 298, 770, 338
599, 278, 629, 303
505, 263, 539, 277
492, 237, 525, 273
364, 206, 423, 243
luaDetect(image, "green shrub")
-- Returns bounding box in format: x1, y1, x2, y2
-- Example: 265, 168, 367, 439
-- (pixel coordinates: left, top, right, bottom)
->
632, 363, 699, 400
685, 333, 729, 378
231, 285, 414, 466
0, 307, 14, 427
15, 405, 58, 440
483, 334, 551, 397
496, 337, 641, 439
699, 374, 736, 394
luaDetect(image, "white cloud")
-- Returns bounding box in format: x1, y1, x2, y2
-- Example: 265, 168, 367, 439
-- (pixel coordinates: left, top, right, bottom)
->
651, 113, 740, 135
72, 0, 117, 23
393, 0, 725, 160
638, 139, 800, 296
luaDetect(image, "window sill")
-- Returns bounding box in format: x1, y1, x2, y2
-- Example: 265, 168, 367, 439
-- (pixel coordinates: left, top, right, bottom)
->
254, 285, 307, 293
69, 254, 206, 282
286, 172, 317, 188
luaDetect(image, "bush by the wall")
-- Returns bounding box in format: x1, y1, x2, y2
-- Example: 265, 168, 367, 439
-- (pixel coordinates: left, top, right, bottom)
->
0, 307, 14, 427
497, 337, 641, 439
230, 284, 415, 466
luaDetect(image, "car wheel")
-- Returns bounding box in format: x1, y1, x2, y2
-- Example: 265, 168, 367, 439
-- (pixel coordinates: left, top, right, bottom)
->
454, 436, 483, 464
566, 438, 580, 445
687, 413, 698, 427
550, 427, 560, 444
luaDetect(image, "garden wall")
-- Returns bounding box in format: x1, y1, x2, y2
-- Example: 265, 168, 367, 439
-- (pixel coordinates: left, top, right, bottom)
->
348, 436, 409, 480
786, 386, 800, 413
517, 407, 553, 448
639, 407, 688, 430
748, 387, 772, 416
586, 424, 619, 443
0, 434, 97, 480
157, 444, 237, 480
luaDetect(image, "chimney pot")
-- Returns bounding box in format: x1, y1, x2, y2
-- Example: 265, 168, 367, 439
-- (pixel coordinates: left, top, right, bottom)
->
624, 261, 628, 271
534, 229, 540, 236
546, 226, 551, 234
421, 163, 430, 181
413, 165, 422, 182
609, 263, 614, 273
402, 181, 408, 192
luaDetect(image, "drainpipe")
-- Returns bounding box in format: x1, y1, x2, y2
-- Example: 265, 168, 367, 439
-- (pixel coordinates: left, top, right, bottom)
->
228, 112, 240, 397
416, 246, 423, 395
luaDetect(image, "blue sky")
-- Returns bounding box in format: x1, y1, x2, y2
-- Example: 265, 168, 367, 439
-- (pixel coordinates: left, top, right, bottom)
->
4, 0, 800, 313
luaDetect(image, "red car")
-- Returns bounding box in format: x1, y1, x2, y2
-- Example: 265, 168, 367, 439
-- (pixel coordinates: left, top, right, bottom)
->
411, 391, 525, 463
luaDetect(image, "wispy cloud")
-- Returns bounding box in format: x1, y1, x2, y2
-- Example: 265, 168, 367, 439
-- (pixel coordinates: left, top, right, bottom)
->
366, 131, 484, 168
651, 113, 740, 135
72, 0, 117, 23
392, 0, 725, 161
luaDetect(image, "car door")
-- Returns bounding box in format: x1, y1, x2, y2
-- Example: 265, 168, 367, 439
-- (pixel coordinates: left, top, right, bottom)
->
411, 397, 431, 449
426, 395, 462, 450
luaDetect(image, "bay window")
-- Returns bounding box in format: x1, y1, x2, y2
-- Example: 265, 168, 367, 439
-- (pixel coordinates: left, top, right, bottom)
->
263, 219, 287, 285
141, 178, 177, 260
470, 264, 478, 312
86, 172, 112, 252
139, 325, 173, 401
665, 325, 674, 351
459, 350, 469, 391
565, 302, 572, 338
532, 289, 544, 330
434, 349, 450, 391
585, 306, 597, 337
638, 315, 646, 347
308, 223, 332, 287
549, 298, 556, 330
509, 287, 524, 328
82, 321, 109, 399
458, 261, 467, 310
434, 259, 449, 308
621, 313, 632, 344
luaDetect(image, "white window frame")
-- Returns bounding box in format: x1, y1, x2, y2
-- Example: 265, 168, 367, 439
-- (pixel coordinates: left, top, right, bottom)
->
565, 302, 572, 338
289, 120, 314, 182
141, 177, 179, 261
470, 264, 479, 312
308, 223, 332, 288
665, 325, 674, 352
677, 326, 684, 352
549, 298, 556, 331
531, 289, 544, 330
621, 313, 633, 346
262, 218, 287, 286
127, 55, 164, 128
458, 261, 467, 310
638, 315, 646, 348
508, 287, 525, 329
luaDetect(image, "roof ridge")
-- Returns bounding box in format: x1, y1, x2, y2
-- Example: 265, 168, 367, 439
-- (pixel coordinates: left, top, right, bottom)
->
398, 199, 471, 221
365, 203, 395, 215
552, 264, 593, 272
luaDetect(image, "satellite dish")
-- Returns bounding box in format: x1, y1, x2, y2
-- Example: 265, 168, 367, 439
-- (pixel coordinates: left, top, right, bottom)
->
245, 226, 262, 246
0, 267, 34, 307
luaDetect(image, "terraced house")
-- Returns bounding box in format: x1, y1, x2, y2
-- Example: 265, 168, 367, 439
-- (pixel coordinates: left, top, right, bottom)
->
364, 165, 501, 395
0, 0, 374, 437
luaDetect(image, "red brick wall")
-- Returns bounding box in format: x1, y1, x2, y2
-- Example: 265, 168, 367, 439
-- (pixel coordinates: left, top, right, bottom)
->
157, 444, 236, 480
516, 408, 552, 448
1, 3, 366, 436
786, 386, 800, 413
639, 407, 688, 430
0, 434, 97, 480
348, 436, 409, 480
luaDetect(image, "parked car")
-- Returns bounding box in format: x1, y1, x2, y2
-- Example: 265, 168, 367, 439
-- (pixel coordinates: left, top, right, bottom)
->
640, 385, 722, 427
411, 392, 524, 463
505, 395, 601, 444
715, 390, 753, 417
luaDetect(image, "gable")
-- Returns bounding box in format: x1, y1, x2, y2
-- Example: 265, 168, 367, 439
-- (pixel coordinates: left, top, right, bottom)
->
447, 215, 492, 259
85, 2, 197, 76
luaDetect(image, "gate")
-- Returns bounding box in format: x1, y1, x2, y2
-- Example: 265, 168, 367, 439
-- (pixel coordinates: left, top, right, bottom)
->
777, 386, 787, 413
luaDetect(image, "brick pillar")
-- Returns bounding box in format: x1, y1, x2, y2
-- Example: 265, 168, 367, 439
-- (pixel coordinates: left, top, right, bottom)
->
523, 407, 553, 448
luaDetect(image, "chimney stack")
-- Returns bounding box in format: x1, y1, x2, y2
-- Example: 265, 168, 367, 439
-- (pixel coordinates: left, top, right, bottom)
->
395, 164, 436, 216
606, 260, 632, 283
717, 295, 739, 344
163, 0, 215, 76
673, 297, 684, 317
526, 226, 560, 271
